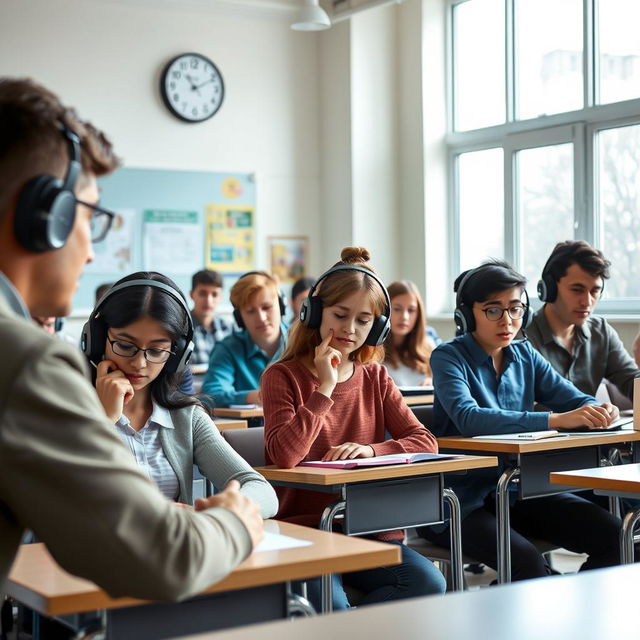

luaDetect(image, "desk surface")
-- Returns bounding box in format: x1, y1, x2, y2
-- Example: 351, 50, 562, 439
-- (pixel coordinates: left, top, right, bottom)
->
550, 462, 640, 493
6, 521, 399, 617
214, 407, 264, 419
439, 430, 640, 454
214, 419, 248, 431
176, 562, 640, 640
404, 394, 434, 406
256, 455, 497, 486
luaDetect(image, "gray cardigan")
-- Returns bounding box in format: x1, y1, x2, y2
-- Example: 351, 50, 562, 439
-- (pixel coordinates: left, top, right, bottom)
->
160, 404, 277, 517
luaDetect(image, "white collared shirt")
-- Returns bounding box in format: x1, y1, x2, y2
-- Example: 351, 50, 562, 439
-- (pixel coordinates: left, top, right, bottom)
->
115, 403, 179, 500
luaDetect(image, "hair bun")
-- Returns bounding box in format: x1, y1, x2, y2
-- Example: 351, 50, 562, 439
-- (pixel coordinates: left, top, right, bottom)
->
340, 246, 371, 265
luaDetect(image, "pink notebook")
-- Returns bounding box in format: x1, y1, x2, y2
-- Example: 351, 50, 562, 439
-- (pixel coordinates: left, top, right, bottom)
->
299, 452, 457, 469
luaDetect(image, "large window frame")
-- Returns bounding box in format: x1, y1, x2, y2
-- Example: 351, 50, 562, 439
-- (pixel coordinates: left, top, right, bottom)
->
446, 0, 640, 314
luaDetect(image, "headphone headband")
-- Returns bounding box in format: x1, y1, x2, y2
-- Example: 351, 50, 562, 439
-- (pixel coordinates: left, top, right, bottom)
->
299, 264, 391, 346
82, 277, 194, 374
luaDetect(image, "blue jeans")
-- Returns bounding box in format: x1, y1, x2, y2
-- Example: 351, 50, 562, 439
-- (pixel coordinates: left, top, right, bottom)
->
300, 540, 446, 611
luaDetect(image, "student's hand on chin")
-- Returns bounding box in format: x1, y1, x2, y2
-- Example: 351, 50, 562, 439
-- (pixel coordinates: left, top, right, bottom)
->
322, 442, 375, 461
314, 329, 341, 389
95, 359, 135, 422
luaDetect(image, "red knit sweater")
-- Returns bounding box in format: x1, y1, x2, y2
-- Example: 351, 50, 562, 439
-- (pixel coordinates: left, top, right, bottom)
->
262, 360, 438, 540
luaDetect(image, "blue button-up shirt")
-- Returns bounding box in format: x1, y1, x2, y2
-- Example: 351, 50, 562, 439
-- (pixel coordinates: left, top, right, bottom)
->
431, 333, 596, 518
201, 323, 288, 407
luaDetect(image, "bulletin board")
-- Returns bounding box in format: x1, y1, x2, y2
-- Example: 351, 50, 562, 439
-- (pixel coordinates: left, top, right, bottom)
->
72, 168, 256, 313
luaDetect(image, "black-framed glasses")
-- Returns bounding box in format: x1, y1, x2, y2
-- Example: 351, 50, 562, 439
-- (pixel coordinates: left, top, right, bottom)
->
76, 199, 116, 243
482, 305, 527, 322
106, 335, 175, 364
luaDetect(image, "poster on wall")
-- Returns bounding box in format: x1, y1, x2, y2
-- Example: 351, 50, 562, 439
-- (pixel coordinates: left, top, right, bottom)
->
142, 209, 201, 274
205, 205, 255, 273
84, 208, 135, 274
267, 235, 308, 284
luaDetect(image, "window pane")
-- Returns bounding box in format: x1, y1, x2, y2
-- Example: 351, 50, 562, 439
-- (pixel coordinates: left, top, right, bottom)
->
453, 0, 505, 131
458, 148, 504, 270
597, 124, 640, 298
597, 0, 640, 104
516, 0, 583, 120
517, 144, 574, 287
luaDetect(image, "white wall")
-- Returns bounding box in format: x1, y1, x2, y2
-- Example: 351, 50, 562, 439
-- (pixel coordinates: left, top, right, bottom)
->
0, 0, 324, 273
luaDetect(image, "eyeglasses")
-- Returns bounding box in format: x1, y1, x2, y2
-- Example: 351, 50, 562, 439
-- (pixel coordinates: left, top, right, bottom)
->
481, 305, 527, 322
76, 199, 116, 243
106, 335, 175, 364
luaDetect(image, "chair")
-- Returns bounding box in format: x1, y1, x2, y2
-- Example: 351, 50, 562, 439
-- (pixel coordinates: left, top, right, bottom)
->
222, 427, 265, 466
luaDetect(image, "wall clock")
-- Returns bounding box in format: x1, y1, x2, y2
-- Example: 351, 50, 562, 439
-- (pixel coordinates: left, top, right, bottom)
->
160, 52, 224, 123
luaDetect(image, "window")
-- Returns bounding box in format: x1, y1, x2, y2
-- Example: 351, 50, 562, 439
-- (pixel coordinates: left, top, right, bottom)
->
448, 0, 640, 311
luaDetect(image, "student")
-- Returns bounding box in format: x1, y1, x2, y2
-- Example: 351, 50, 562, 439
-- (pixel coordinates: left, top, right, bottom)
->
86, 271, 278, 515
189, 269, 232, 367
290, 276, 315, 322
383, 280, 438, 386
418, 260, 623, 580
527, 241, 640, 403
0, 77, 262, 600
262, 247, 446, 609
202, 271, 287, 407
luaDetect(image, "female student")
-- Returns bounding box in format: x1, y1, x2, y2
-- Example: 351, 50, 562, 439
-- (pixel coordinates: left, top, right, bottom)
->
384, 280, 439, 386
202, 271, 287, 407
84, 271, 278, 514
262, 247, 446, 609
418, 260, 623, 580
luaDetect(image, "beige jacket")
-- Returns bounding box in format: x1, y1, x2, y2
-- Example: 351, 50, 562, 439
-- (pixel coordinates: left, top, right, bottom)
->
0, 278, 252, 601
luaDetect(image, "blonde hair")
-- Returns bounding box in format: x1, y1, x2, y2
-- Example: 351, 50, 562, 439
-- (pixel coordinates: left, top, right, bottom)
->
279, 247, 387, 366
230, 271, 279, 310
384, 280, 432, 376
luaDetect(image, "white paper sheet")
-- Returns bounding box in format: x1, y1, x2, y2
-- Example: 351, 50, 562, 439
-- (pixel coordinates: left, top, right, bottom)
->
254, 531, 313, 553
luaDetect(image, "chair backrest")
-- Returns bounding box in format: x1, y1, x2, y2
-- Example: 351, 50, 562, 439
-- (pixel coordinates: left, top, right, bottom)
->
410, 404, 434, 430
222, 426, 265, 466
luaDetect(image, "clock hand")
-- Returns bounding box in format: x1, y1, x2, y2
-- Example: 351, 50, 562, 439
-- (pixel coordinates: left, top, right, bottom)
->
194, 76, 216, 90
185, 73, 199, 92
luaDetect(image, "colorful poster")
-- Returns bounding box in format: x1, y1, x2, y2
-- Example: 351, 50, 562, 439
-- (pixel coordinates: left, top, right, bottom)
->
205, 205, 255, 273
267, 235, 308, 283
142, 209, 200, 274
84, 208, 134, 274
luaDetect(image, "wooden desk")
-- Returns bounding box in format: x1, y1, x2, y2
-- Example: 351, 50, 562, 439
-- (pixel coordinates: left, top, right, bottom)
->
6, 521, 398, 640
174, 562, 640, 640
404, 394, 434, 406
214, 407, 263, 419
438, 431, 640, 584
214, 419, 248, 431
551, 463, 640, 564
258, 455, 498, 607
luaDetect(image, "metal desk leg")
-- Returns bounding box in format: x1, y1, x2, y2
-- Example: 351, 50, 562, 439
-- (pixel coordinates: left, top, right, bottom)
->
496, 467, 520, 584
286, 583, 316, 618
443, 488, 464, 592
620, 507, 640, 564
319, 500, 346, 614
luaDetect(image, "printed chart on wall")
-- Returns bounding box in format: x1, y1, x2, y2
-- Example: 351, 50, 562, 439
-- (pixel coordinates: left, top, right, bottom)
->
74, 168, 256, 313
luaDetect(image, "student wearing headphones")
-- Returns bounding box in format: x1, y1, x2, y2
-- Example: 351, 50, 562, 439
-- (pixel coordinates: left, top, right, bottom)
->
0, 78, 263, 601
383, 280, 439, 386
84, 271, 277, 514
262, 247, 446, 609
527, 240, 640, 403
418, 260, 623, 581
201, 271, 288, 407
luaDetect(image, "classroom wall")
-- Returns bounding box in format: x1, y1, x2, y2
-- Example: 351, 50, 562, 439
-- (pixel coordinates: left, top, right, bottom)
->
0, 0, 324, 277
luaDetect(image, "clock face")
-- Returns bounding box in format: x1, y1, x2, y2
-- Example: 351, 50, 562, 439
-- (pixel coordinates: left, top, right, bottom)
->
160, 53, 224, 123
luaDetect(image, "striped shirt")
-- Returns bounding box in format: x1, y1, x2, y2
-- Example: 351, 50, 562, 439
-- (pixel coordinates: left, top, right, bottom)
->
115, 403, 179, 500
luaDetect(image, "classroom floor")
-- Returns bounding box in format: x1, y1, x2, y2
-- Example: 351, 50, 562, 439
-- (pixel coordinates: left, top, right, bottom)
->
464, 549, 586, 589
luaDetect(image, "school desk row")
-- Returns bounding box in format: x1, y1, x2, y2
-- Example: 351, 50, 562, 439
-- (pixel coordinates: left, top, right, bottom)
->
7, 429, 640, 639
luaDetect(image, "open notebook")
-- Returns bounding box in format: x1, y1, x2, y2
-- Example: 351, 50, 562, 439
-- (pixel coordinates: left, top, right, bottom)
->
473, 430, 562, 441
299, 452, 458, 469
398, 385, 435, 396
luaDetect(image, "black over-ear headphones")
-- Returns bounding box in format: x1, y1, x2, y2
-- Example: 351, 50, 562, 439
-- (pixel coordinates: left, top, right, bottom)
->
299, 265, 391, 347
14, 124, 82, 252
537, 252, 560, 303
232, 271, 287, 329
454, 265, 531, 336
81, 279, 195, 375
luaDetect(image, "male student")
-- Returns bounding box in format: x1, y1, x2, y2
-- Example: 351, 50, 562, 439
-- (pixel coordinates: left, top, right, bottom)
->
0, 77, 263, 600
189, 269, 232, 366
527, 240, 640, 402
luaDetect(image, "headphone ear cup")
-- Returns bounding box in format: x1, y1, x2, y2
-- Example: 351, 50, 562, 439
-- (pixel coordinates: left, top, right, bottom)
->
454, 305, 474, 336
522, 305, 532, 330
233, 308, 245, 329
278, 292, 287, 318
537, 274, 557, 303
365, 315, 391, 346
305, 296, 323, 329
166, 336, 193, 374
81, 316, 108, 365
